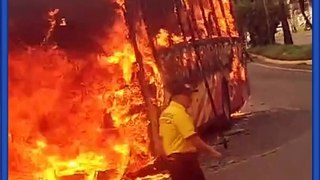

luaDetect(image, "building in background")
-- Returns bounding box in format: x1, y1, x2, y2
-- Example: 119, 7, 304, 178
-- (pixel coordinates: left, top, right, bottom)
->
288, 0, 312, 31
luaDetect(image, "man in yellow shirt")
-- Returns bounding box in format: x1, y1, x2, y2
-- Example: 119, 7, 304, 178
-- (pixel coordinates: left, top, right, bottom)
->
158, 82, 221, 180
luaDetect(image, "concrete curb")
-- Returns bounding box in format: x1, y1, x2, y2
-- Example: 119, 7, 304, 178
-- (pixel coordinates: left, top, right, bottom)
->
250, 53, 312, 66
251, 63, 312, 73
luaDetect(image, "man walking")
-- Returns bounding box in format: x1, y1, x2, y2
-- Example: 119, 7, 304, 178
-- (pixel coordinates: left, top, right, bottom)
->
158, 82, 221, 180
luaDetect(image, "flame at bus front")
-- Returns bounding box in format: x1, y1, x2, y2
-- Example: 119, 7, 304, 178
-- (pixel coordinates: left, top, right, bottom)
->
9, 6, 162, 180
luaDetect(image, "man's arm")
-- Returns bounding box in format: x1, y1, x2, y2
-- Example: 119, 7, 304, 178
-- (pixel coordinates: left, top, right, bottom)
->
154, 135, 167, 158
186, 134, 221, 158
173, 112, 221, 158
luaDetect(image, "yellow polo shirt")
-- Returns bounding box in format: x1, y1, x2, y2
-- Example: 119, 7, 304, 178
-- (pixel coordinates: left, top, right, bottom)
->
159, 101, 197, 156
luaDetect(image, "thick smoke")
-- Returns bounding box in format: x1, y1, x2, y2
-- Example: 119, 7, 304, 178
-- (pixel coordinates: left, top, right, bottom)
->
9, 0, 117, 54
9, 0, 181, 55
139, 0, 176, 35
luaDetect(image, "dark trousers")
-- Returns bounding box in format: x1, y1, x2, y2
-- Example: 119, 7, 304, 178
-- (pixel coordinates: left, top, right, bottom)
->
167, 152, 206, 180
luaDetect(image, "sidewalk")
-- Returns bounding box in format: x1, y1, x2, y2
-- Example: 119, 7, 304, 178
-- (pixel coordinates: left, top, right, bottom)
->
250, 54, 312, 66
249, 53, 312, 72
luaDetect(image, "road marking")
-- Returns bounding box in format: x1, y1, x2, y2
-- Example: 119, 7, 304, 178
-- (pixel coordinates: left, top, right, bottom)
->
251, 62, 312, 73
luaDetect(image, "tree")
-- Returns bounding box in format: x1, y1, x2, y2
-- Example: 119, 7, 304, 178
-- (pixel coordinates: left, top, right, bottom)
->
279, 0, 293, 44
234, 0, 282, 46
262, 0, 272, 44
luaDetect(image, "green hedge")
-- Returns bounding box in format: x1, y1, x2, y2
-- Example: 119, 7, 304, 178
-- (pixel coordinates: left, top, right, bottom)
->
248, 44, 312, 60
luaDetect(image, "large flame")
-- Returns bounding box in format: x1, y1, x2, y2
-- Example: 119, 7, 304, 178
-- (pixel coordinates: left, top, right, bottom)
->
9, 3, 162, 180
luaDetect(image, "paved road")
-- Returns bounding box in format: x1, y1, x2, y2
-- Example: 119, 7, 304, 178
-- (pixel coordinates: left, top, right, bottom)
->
202, 63, 312, 180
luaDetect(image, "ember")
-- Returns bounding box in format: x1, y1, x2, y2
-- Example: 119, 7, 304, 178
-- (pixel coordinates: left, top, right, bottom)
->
136, 173, 171, 180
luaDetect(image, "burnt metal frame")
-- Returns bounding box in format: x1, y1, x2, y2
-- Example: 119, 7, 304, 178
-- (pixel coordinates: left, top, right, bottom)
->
172, 0, 218, 116
122, 0, 246, 164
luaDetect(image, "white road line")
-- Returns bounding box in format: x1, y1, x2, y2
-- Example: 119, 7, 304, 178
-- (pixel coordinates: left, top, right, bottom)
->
251, 62, 312, 73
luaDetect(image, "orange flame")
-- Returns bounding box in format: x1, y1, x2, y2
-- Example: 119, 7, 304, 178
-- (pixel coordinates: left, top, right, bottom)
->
230, 47, 246, 82
9, 5, 162, 180
155, 29, 184, 48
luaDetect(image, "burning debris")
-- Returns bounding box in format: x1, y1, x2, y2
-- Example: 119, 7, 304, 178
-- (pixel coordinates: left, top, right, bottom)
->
9, 0, 246, 179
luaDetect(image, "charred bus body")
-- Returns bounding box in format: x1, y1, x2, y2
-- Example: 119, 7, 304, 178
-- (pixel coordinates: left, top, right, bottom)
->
123, 0, 250, 135
123, 0, 250, 178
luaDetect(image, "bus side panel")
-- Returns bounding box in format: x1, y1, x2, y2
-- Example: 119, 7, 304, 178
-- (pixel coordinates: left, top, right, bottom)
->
188, 72, 224, 128
229, 80, 250, 112
162, 82, 213, 129
189, 80, 211, 128
212, 72, 225, 116
189, 73, 250, 129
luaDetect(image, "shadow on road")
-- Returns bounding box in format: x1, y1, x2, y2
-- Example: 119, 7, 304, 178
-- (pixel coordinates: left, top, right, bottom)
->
201, 107, 311, 172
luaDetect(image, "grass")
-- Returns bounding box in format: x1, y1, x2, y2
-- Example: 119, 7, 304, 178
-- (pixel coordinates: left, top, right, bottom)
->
248, 44, 312, 60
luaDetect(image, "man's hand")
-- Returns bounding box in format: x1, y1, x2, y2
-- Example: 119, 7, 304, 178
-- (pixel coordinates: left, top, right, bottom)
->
155, 144, 167, 158
209, 147, 222, 159
154, 137, 167, 158
155, 143, 175, 161
187, 134, 222, 159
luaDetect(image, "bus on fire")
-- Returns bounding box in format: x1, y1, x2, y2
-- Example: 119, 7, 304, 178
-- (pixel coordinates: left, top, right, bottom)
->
9, 0, 249, 179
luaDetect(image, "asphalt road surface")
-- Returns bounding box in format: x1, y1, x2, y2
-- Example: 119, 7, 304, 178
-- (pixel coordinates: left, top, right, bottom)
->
202, 62, 312, 180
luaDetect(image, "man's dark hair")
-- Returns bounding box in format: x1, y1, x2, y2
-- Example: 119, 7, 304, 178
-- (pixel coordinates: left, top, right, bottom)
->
165, 80, 198, 96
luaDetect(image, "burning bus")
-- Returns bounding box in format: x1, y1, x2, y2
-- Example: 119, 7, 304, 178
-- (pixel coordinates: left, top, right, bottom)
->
8, 0, 249, 179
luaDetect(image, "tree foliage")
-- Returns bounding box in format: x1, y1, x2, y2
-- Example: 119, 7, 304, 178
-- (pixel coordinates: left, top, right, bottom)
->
233, 0, 289, 46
